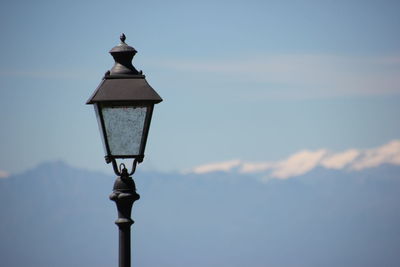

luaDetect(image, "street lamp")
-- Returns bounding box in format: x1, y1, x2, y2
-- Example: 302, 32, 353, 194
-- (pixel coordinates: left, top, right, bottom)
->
86, 33, 162, 267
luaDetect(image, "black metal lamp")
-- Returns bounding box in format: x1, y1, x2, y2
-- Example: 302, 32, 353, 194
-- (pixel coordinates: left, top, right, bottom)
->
86, 34, 162, 267
87, 33, 162, 175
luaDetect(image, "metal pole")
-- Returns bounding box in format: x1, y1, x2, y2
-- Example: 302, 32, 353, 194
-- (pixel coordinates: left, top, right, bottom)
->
110, 168, 140, 267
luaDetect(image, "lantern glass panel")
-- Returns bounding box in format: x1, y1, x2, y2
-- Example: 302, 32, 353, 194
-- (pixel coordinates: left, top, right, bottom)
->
102, 106, 147, 156
94, 104, 107, 154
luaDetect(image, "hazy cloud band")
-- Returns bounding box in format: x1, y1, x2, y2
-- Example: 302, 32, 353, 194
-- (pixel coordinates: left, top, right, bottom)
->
189, 140, 400, 180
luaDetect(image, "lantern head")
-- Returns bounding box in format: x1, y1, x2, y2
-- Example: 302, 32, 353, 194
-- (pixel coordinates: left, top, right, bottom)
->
87, 34, 162, 164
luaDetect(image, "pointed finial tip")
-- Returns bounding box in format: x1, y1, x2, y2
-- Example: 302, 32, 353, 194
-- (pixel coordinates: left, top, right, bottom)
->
120, 33, 126, 43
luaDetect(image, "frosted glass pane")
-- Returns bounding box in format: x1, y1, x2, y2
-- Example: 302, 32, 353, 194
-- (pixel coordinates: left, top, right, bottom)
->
102, 106, 147, 156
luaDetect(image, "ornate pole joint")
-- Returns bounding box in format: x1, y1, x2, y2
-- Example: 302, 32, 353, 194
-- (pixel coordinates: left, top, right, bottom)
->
109, 167, 140, 267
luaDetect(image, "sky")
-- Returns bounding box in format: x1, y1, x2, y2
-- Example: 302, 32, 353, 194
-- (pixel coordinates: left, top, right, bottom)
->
0, 0, 400, 175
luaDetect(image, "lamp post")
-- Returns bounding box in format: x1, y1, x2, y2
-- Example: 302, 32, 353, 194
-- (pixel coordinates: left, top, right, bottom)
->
86, 34, 162, 267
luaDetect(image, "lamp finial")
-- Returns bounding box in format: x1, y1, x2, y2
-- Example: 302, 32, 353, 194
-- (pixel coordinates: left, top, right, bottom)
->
120, 33, 126, 43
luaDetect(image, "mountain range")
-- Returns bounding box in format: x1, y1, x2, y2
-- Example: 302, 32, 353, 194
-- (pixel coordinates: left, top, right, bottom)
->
0, 161, 399, 267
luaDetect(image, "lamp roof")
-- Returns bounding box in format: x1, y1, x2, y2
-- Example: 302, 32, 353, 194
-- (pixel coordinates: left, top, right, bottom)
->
87, 78, 162, 104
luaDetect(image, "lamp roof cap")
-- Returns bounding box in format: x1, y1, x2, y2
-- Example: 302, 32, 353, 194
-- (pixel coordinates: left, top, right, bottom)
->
109, 33, 137, 54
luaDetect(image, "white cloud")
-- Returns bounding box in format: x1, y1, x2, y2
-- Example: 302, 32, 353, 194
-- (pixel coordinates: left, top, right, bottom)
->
0, 170, 9, 178
350, 140, 400, 170
191, 159, 241, 174
270, 150, 327, 179
321, 149, 360, 169
239, 162, 274, 173
188, 140, 400, 179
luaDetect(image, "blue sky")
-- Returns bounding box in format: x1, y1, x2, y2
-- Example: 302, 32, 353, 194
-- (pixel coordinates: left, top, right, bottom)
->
0, 0, 400, 175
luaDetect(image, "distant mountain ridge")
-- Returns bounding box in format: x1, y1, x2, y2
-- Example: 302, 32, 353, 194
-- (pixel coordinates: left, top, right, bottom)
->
1, 161, 400, 267
189, 140, 400, 181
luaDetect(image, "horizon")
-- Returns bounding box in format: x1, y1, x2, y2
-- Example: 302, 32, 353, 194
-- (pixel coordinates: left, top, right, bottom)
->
2, 137, 400, 180
1, 138, 400, 179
